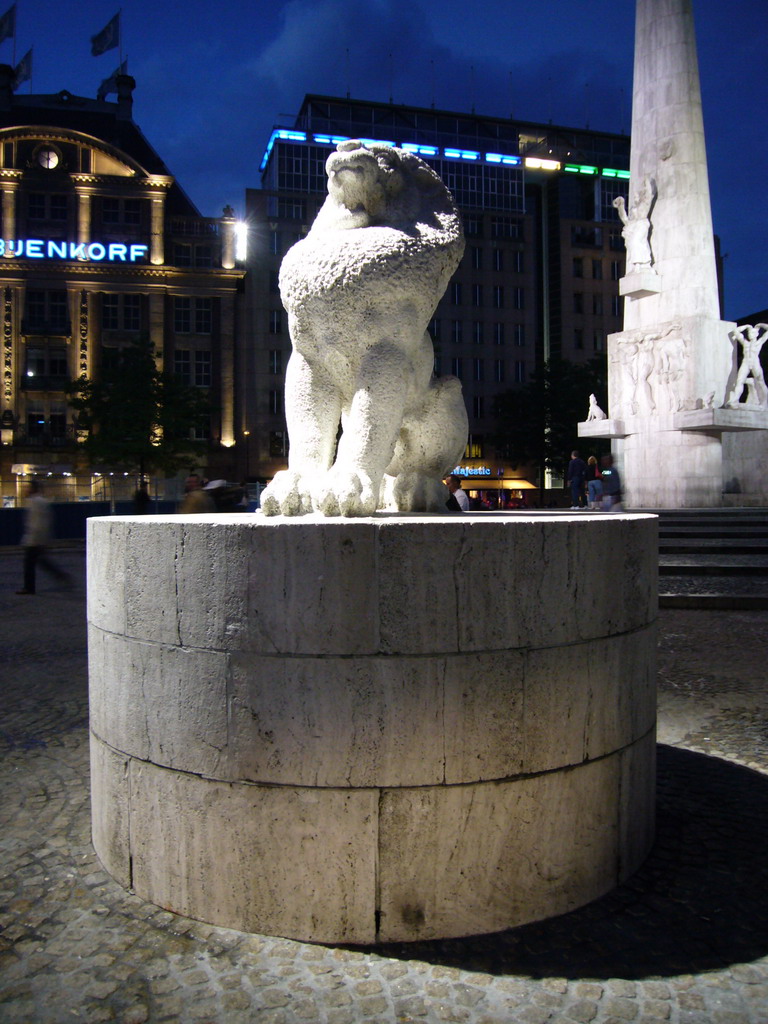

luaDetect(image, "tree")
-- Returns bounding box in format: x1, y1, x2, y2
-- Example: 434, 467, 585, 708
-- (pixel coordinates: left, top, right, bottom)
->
67, 336, 212, 482
492, 357, 609, 499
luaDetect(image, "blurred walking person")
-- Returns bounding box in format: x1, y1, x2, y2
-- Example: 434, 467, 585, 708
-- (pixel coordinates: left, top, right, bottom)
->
16, 480, 72, 595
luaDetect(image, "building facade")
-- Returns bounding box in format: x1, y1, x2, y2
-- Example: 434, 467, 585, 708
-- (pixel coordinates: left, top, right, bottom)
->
242, 94, 630, 496
0, 68, 244, 503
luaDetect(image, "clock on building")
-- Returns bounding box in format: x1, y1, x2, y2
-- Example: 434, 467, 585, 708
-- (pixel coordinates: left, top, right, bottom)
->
37, 147, 60, 169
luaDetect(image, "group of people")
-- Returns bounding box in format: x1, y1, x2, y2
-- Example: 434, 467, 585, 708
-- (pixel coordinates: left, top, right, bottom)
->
566, 450, 623, 511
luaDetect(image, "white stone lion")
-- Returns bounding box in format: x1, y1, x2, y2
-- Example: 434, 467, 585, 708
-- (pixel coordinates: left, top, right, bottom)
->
260, 140, 468, 517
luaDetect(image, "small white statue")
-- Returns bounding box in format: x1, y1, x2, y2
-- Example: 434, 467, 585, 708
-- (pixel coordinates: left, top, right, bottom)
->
586, 394, 607, 421
613, 176, 655, 271
261, 140, 468, 517
726, 324, 768, 408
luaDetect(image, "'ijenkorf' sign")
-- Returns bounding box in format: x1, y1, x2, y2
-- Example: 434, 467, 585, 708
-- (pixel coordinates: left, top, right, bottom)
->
0, 239, 149, 262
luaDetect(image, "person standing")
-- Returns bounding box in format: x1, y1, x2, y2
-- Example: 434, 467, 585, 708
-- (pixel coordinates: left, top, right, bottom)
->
445, 474, 470, 511
566, 451, 588, 509
587, 455, 603, 510
16, 480, 72, 595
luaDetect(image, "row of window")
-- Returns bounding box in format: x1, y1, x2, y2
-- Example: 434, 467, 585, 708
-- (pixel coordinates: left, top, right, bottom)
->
433, 356, 521, 384
23, 345, 214, 387
431, 320, 527, 346
573, 292, 622, 317
448, 283, 524, 309
21, 291, 215, 335
572, 257, 623, 281
24, 194, 143, 225
468, 247, 525, 273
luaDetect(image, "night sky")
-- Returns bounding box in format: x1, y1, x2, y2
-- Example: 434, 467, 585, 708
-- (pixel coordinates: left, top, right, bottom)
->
10, 0, 767, 320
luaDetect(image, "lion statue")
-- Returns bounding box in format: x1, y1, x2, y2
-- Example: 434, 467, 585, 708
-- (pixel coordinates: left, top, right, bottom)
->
260, 139, 468, 517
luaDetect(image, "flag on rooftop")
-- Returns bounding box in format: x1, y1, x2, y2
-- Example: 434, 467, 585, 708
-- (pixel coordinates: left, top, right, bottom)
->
91, 12, 119, 57
0, 4, 15, 45
97, 59, 127, 101
12, 47, 31, 90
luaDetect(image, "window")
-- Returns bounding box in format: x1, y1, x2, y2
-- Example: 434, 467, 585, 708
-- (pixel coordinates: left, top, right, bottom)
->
194, 245, 212, 268
491, 216, 522, 240
429, 317, 441, 341
493, 286, 504, 309
493, 248, 504, 272
24, 346, 68, 385
514, 324, 525, 347
573, 257, 583, 278
195, 298, 212, 334
611, 260, 622, 281
433, 354, 442, 376
574, 328, 584, 350
473, 395, 484, 419
513, 250, 524, 274
494, 358, 505, 382
513, 287, 524, 310
269, 388, 283, 415
471, 246, 482, 270
609, 231, 624, 252
450, 281, 462, 305
28, 193, 68, 221
593, 330, 605, 353
573, 292, 584, 314
194, 350, 211, 386
269, 271, 280, 294
175, 350, 211, 386
102, 197, 142, 226
25, 290, 68, 331
277, 198, 305, 220
515, 360, 526, 383
473, 358, 484, 381
269, 230, 280, 255
451, 320, 462, 344
121, 295, 140, 331
592, 259, 603, 280
472, 321, 484, 345
269, 310, 282, 335
174, 350, 191, 383
571, 226, 603, 248
269, 430, 288, 457
174, 298, 211, 334
464, 217, 481, 237
451, 357, 463, 379
173, 243, 192, 267
593, 294, 603, 316
472, 284, 482, 307
494, 323, 505, 346
174, 298, 191, 333
612, 294, 622, 318
269, 349, 283, 375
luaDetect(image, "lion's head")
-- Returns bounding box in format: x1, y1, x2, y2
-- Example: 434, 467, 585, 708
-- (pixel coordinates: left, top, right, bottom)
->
313, 140, 461, 236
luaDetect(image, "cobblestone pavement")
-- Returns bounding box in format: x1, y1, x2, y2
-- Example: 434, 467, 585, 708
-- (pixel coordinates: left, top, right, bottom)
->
2, 545, 768, 1023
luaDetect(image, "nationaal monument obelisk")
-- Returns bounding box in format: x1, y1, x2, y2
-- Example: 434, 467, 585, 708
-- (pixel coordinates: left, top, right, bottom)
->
580, 0, 768, 507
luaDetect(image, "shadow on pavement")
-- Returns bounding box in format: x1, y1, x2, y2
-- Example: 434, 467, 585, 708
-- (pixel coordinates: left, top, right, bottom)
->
364, 745, 768, 979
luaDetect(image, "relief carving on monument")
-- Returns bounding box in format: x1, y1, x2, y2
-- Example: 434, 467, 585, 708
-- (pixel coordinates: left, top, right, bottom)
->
612, 322, 690, 418
261, 140, 468, 517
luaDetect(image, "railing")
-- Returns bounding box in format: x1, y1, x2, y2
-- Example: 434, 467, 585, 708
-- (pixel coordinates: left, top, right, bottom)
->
12, 426, 78, 447
21, 320, 72, 336
168, 217, 221, 238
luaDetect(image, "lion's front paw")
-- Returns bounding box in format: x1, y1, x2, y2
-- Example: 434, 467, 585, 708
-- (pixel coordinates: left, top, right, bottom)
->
313, 467, 378, 517
260, 470, 313, 517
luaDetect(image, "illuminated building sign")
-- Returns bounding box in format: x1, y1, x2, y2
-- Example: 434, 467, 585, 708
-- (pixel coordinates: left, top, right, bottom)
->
452, 465, 492, 477
0, 239, 149, 262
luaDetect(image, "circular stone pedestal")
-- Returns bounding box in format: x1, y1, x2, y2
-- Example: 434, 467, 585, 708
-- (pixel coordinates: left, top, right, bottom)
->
88, 512, 657, 945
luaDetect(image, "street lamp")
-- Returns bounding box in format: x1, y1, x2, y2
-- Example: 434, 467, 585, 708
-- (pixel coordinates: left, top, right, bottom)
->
243, 430, 250, 482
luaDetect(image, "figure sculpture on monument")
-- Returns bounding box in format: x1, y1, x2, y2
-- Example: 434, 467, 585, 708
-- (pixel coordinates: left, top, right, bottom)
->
260, 140, 468, 517
613, 176, 655, 271
586, 394, 607, 421
726, 324, 768, 408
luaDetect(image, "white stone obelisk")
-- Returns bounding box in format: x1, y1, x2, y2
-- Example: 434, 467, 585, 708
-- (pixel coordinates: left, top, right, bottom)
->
581, 0, 768, 508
